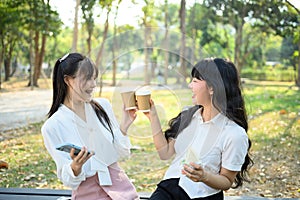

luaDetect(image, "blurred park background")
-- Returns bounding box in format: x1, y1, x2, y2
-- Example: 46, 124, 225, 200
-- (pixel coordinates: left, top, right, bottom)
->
0, 0, 299, 90
0, 0, 299, 198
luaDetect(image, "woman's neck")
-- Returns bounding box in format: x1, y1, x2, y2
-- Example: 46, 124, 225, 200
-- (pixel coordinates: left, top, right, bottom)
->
64, 98, 86, 122
201, 106, 219, 122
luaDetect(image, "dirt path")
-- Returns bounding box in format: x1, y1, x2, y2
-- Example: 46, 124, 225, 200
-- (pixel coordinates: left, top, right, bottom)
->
0, 89, 52, 132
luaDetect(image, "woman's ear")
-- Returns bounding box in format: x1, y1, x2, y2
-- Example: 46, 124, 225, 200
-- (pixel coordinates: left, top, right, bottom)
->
209, 87, 214, 96
64, 75, 71, 86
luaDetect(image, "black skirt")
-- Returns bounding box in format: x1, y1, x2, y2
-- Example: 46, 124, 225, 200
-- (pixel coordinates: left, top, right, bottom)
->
149, 178, 224, 200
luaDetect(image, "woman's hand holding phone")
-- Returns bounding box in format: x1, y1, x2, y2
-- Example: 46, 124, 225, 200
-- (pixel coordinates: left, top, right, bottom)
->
70, 146, 94, 176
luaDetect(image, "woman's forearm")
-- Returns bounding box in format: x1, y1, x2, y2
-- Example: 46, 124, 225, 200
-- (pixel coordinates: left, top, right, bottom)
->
184, 163, 237, 190
201, 172, 234, 190
150, 113, 174, 160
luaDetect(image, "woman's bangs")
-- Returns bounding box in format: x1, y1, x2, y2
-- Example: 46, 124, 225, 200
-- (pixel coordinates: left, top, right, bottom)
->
191, 66, 204, 80
78, 58, 97, 80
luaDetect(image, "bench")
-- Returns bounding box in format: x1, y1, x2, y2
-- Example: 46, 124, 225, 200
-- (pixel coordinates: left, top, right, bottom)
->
0, 188, 298, 200
0, 188, 150, 200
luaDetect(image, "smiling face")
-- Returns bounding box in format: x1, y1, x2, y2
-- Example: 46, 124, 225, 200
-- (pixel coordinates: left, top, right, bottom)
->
189, 77, 213, 107
70, 70, 97, 102
65, 59, 98, 103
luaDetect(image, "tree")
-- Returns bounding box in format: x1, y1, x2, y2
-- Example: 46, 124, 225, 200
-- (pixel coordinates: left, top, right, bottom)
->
163, 0, 169, 85
179, 0, 187, 84
72, 0, 81, 52
201, 0, 299, 76
0, 0, 60, 88
186, 3, 229, 60
160, 2, 179, 85
281, 36, 298, 69
255, 0, 299, 86
95, 0, 113, 96
25, 0, 61, 87
0, 0, 22, 83
265, 35, 282, 62
111, 0, 122, 86
116, 24, 139, 79
202, 0, 258, 72
141, 0, 155, 85
81, 0, 96, 55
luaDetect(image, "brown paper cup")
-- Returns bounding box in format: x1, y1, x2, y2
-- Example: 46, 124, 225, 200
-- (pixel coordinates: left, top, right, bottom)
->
121, 91, 137, 110
135, 90, 151, 112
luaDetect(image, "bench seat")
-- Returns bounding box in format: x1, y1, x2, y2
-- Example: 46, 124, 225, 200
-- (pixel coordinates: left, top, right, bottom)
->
0, 188, 298, 200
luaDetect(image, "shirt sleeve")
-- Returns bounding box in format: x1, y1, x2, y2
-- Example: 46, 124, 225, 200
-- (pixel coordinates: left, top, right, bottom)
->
221, 125, 249, 171
94, 98, 132, 158
41, 119, 86, 189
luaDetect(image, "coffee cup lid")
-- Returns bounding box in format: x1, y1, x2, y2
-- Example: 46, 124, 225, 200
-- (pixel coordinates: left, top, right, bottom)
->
120, 87, 136, 93
135, 90, 151, 95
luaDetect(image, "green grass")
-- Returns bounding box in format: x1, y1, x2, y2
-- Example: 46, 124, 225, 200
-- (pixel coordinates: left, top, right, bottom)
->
0, 81, 299, 197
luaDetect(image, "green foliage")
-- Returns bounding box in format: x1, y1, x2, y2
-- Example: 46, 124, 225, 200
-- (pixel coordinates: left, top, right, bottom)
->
0, 0, 62, 84
241, 66, 295, 81
1, 0, 299, 86
265, 35, 282, 62
281, 36, 298, 67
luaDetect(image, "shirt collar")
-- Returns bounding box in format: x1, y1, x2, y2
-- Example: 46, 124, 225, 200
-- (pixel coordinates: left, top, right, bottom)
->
193, 107, 228, 131
59, 104, 87, 127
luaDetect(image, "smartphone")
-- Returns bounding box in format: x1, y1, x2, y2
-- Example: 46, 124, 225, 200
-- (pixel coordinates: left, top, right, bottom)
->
56, 143, 92, 156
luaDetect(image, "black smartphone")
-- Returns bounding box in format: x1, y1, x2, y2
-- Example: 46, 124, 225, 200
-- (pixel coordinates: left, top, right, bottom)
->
56, 143, 92, 156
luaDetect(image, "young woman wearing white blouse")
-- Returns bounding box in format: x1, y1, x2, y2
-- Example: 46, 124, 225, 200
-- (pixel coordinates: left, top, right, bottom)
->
145, 58, 253, 200
42, 53, 139, 200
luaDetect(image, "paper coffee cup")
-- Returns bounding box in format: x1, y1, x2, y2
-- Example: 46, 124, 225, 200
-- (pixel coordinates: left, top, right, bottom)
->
121, 91, 137, 110
135, 90, 151, 112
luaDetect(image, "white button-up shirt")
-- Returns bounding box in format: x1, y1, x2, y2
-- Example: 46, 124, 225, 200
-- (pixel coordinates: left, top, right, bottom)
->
41, 98, 131, 189
164, 108, 249, 198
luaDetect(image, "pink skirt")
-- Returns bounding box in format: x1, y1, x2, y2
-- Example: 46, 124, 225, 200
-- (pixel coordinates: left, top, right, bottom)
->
72, 163, 139, 200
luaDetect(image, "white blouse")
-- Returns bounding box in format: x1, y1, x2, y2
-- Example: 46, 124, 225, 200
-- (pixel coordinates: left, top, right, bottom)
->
164, 108, 249, 198
41, 98, 131, 189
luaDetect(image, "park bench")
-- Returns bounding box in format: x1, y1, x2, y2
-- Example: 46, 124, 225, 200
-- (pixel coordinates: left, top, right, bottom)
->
0, 188, 150, 200
0, 188, 299, 200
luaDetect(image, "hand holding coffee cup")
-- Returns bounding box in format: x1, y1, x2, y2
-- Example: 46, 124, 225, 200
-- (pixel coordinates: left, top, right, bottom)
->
135, 90, 151, 112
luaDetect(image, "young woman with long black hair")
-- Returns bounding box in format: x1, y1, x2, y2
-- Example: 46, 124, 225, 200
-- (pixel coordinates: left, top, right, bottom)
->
145, 58, 253, 200
42, 53, 138, 200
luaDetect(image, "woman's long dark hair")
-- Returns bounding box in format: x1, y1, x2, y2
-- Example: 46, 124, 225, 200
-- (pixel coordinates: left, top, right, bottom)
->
165, 58, 253, 188
48, 53, 114, 137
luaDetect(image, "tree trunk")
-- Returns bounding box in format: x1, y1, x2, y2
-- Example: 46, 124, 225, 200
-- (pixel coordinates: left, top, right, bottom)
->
111, 0, 121, 86
10, 58, 17, 77
234, 23, 244, 73
144, 26, 150, 85
32, 31, 40, 87
3, 38, 16, 81
0, 41, 3, 89
4, 48, 12, 81
4, 58, 10, 81
296, 40, 300, 87
27, 29, 34, 90
164, 0, 169, 85
72, 0, 80, 52
33, 33, 47, 87
179, 0, 187, 85
190, 0, 196, 66
112, 33, 117, 86
87, 32, 92, 55
150, 49, 156, 78
96, 10, 110, 96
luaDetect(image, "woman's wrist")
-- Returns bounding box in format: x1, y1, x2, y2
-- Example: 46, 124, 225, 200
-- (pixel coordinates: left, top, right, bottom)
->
71, 163, 82, 176
120, 124, 128, 135
200, 170, 209, 183
120, 128, 127, 135
149, 111, 159, 122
